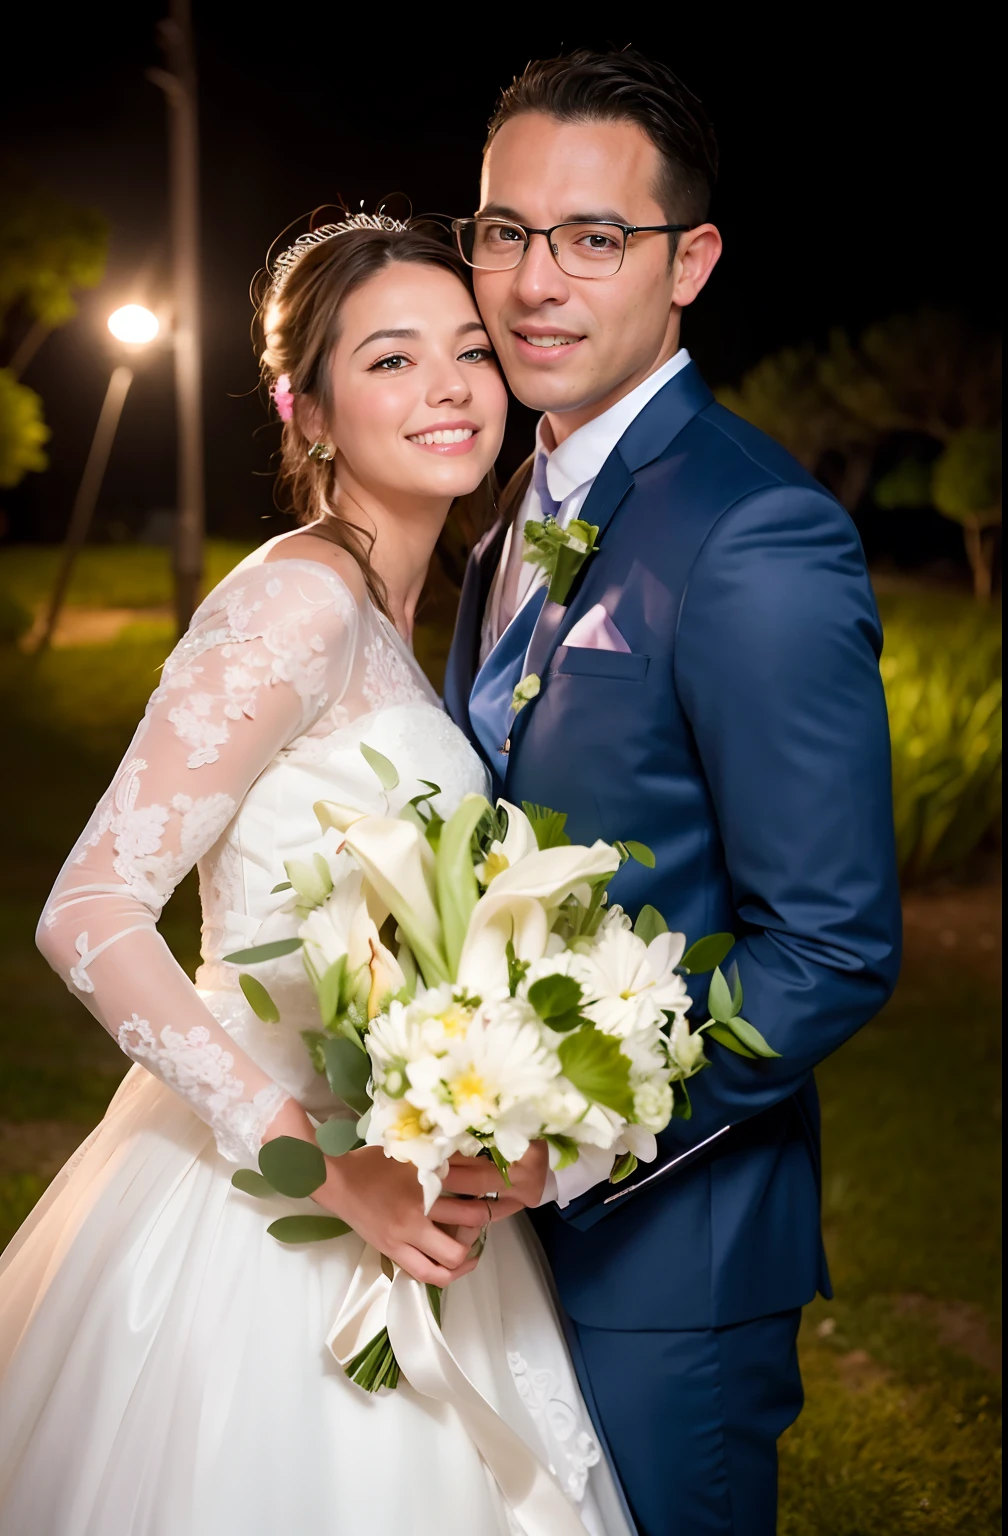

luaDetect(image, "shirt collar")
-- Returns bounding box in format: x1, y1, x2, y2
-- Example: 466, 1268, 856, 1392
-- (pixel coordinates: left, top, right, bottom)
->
537, 348, 692, 505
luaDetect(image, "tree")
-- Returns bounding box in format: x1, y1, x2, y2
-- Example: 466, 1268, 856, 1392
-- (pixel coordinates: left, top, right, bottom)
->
877, 428, 1002, 599
0, 164, 108, 488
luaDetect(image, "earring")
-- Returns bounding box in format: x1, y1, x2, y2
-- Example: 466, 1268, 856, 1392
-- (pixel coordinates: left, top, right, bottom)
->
308, 440, 335, 462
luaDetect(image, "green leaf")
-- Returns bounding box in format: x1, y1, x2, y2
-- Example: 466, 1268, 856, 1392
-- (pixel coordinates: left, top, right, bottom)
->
315, 1118, 363, 1157
231, 1169, 274, 1198
634, 904, 668, 945
558, 1028, 634, 1118
671, 1078, 693, 1119
727, 960, 743, 1016
435, 794, 490, 978
610, 1151, 638, 1184
270, 881, 293, 894
703, 1021, 758, 1059
623, 840, 656, 868
258, 1135, 327, 1197
544, 1134, 581, 1172
360, 742, 400, 790
238, 973, 280, 1023
707, 966, 735, 1024
528, 974, 586, 1032
323, 1036, 373, 1115
317, 954, 366, 1030
726, 1016, 781, 1059
267, 1215, 352, 1244
301, 1029, 327, 1074
521, 802, 571, 850
222, 937, 304, 965
680, 932, 735, 975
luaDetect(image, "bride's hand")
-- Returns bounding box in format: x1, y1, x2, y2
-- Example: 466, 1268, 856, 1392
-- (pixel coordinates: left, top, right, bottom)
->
314, 1146, 481, 1289
436, 1140, 550, 1227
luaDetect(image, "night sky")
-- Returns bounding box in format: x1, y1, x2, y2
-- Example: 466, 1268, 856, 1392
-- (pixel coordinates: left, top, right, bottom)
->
2, 15, 1000, 570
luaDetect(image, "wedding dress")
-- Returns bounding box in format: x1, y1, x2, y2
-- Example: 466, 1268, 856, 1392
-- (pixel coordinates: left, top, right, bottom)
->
0, 544, 632, 1536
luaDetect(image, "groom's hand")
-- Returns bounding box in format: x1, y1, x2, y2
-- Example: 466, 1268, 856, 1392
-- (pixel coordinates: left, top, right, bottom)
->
434, 1141, 550, 1232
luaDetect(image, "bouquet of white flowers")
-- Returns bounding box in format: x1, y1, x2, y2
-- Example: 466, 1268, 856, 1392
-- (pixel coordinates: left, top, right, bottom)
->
225, 745, 777, 1392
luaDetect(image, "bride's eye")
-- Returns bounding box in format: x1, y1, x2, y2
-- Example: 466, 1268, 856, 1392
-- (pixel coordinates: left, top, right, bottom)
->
459, 346, 493, 363
370, 353, 412, 372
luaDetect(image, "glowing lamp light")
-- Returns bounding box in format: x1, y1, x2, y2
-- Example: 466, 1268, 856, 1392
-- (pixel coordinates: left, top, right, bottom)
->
107, 305, 160, 345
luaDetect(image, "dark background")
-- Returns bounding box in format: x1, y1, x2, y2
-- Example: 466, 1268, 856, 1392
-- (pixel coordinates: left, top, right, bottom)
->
1, 15, 1000, 568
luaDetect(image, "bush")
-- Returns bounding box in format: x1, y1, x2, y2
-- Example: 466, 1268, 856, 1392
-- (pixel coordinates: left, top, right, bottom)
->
878, 592, 1001, 881
0, 586, 32, 644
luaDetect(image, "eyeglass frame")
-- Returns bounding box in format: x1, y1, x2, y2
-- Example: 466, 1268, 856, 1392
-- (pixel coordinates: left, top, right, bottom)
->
452, 216, 694, 278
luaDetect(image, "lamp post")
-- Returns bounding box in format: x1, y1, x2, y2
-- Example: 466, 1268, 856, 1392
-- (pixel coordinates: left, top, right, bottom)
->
150, 0, 204, 638
36, 306, 160, 652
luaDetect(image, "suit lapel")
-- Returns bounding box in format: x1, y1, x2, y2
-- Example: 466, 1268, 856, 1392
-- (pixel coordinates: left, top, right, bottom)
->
504, 363, 715, 766
443, 518, 507, 746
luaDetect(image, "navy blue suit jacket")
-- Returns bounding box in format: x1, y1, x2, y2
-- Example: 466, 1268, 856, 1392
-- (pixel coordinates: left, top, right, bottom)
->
444, 364, 902, 1332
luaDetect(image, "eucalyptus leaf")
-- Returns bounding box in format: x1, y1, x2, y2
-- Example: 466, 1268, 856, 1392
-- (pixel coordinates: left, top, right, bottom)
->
558, 1029, 634, 1118
726, 1016, 781, 1059
238, 973, 280, 1024
267, 1215, 352, 1244
680, 932, 734, 975
323, 1036, 373, 1115
528, 974, 585, 1032
623, 840, 656, 868
707, 966, 735, 1024
703, 1022, 758, 1059
231, 1169, 274, 1198
222, 937, 304, 966
610, 1151, 638, 1184
258, 1135, 327, 1197
360, 742, 400, 791
634, 904, 668, 945
315, 1118, 363, 1157
727, 960, 743, 1016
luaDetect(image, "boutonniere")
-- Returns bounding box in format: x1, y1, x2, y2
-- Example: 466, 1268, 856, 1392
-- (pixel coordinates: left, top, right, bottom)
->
522, 516, 600, 606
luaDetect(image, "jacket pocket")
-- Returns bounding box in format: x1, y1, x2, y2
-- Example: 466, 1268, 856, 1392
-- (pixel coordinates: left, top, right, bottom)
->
551, 645, 650, 681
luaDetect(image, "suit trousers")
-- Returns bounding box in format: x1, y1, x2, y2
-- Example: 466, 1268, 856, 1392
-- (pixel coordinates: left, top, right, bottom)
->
568, 1308, 804, 1536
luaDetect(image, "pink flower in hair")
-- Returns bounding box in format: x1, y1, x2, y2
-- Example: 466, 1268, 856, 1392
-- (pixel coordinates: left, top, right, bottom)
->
271, 373, 295, 422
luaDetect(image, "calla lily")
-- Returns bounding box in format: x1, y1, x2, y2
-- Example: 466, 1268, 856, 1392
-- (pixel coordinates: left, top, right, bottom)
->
455, 894, 550, 992
323, 809, 449, 988
478, 799, 540, 884
487, 839, 621, 909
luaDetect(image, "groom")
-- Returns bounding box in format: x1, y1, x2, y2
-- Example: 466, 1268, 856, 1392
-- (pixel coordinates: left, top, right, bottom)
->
443, 49, 902, 1536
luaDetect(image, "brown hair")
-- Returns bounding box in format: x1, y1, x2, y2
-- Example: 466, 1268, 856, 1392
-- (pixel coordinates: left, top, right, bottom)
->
486, 48, 718, 233
258, 221, 496, 616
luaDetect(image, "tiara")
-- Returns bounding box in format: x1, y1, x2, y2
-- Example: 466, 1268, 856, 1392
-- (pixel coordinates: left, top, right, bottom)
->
270, 213, 410, 292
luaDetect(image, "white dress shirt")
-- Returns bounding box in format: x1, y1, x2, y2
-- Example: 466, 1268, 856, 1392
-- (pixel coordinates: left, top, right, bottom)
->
478, 348, 693, 1206
480, 349, 692, 667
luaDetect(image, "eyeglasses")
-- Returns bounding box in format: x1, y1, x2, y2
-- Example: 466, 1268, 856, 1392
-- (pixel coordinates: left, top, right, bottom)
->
453, 217, 692, 279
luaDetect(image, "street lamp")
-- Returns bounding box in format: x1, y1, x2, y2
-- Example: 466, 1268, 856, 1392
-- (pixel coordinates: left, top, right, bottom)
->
35, 306, 161, 651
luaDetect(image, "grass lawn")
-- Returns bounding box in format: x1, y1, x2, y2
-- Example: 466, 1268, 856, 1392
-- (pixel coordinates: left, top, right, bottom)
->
0, 544, 1001, 1532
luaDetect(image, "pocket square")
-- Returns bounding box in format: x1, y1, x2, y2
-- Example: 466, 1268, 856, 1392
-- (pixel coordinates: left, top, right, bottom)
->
563, 603, 631, 653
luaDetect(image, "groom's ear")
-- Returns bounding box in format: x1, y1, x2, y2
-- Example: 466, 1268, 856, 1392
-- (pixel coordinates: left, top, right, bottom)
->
671, 225, 723, 310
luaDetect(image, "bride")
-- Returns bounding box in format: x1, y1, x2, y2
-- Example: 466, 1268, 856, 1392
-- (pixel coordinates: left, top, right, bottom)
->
0, 215, 632, 1536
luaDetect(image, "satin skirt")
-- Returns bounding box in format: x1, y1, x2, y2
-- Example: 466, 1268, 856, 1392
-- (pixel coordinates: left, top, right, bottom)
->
0, 1067, 630, 1536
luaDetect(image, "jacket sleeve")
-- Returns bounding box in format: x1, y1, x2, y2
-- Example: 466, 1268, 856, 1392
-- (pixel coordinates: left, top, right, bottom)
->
558, 482, 902, 1224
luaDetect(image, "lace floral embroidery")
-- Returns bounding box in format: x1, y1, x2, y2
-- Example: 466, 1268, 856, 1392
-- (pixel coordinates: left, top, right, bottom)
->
118, 1013, 286, 1162
158, 573, 353, 769
507, 1351, 601, 1501
362, 632, 425, 710
76, 758, 235, 913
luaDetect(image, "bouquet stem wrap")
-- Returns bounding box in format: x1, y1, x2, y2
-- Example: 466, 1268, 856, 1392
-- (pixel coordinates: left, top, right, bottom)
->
326, 1246, 591, 1536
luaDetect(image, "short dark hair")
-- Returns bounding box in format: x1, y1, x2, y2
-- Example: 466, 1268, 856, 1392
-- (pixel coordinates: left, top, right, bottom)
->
485, 48, 718, 227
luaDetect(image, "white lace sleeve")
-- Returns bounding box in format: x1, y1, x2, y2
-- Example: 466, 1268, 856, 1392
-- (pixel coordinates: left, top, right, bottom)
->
37, 560, 358, 1163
